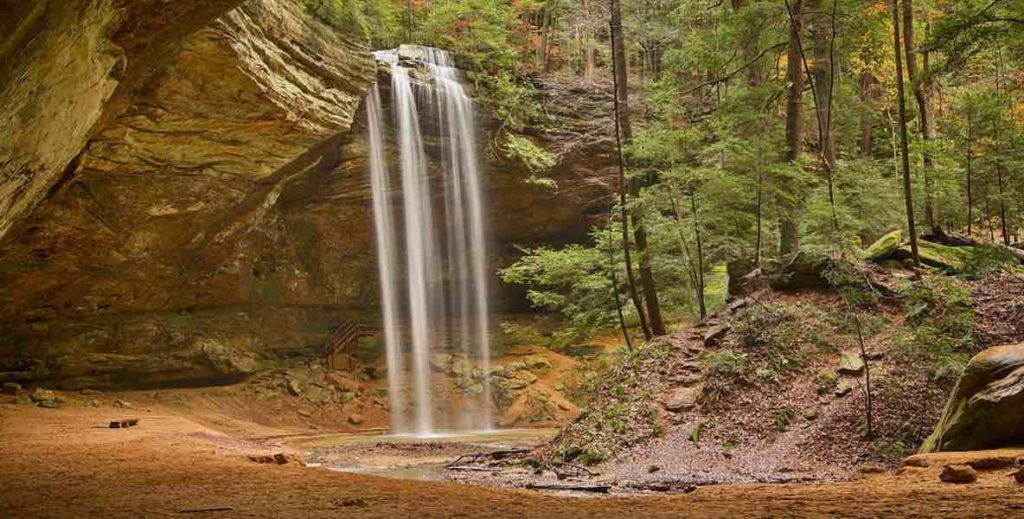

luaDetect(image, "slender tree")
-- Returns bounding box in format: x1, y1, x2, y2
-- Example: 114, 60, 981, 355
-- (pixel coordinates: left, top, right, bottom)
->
890, 0, 921, 267
610, 0, 651, 339
611, 0, 666, 337
902, 0, 941, 238
780, 0, 805, 256
966, 108, 974, 236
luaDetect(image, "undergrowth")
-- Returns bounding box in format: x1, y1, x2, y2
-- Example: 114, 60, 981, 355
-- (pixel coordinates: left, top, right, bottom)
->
701, 301, 844, 397
549, 340, 672, 466
892, 274, 978, 381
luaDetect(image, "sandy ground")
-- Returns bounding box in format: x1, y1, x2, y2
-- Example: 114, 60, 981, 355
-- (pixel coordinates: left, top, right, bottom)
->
2, 402, 1023, 518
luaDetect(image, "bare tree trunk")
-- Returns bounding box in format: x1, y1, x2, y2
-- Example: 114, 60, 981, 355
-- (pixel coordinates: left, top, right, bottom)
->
902, 0, 940, 237
670, 193, 706, 322
856, 316, 874, 439
996, 43, 1011, 246
780, 0, 805, 256
607, 198, 633, 352
809, 0, 839, 231
610, 0, 652, 339
966, 110, 974, 236
890, 0, 921, 267
691, 192, 707, 322
860, 71, 875, 156
810, 0, 836, 169
611, 0, 666, 337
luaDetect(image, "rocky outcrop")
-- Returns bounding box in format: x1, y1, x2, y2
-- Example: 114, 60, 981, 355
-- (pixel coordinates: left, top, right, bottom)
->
0, 0, 376, 388
0, 2, 613, 390
0, 0, 247, 240
921, 343, 1024, 452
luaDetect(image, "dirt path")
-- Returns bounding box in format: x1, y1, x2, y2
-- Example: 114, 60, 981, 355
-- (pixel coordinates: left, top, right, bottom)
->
1, 403, 1022, 518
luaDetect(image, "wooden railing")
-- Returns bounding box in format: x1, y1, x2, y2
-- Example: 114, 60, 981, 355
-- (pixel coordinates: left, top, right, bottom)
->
324, 322, 365, 371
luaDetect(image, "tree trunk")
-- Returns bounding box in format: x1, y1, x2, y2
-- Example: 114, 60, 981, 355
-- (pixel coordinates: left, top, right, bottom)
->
610, 0, 652, 339
810, 0, 836, 169
890, 0, 921, 267
860, 71, 875, 157
611, 0, 666, 337
780, 0, 805, 256
966, 110, 974, 236
995, 43, 1011, 246
902, 0, 940, 236
809, 0, 839, 231
606, 198, 633, 352
691, 192, 707, 322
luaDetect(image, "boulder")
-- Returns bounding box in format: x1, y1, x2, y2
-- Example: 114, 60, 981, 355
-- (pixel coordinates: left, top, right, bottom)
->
769, 252, 833, 292
834, 379, 856, 397
523, 355, 551, 371
664, 386, 702, 412
862, 230, 903, 262
249, 453, 301, 465
726, 298, 750, 313
429, 353, 454, 373
891, 241, 971, 273
726, 258, 756, 297
902, 456, 929, 468
506, 371, 538, 390
921, 343, 1024, 452
450, 356, 475, 377
837, 352, 865, 376
2, 382, 21, 395
939, 464, 977, 484
28, 388, 55, 403
703, 324, 731, 347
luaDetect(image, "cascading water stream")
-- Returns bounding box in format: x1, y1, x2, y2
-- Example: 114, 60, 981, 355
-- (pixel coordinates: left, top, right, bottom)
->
365, 46, 492, 436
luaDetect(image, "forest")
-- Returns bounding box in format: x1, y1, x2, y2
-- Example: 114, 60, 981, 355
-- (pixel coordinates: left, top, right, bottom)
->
306, 0, 1024, 336
2, 0, 1024, 516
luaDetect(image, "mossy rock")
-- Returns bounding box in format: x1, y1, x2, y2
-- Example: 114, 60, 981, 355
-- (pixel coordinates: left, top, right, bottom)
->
863, 230, 902, 261
769, 251, 833, 291
888, 240, 974, 273
915, 241, 973, 273
921, 343, 1024, 452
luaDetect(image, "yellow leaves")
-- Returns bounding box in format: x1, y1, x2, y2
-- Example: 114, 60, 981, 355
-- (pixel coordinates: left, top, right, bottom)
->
864, 1, 888, 15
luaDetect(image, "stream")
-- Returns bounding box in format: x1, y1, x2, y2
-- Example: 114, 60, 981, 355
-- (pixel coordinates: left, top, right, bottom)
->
298, 428, 558, 482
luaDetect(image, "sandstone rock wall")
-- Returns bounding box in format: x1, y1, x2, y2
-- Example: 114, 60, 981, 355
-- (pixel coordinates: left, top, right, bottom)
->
0, 0, 376, 388
0, 1, 612, 390
0, 0, 247, 240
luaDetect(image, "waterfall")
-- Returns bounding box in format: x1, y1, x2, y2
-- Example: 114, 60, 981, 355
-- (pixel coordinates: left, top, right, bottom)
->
365, 45, 492, 436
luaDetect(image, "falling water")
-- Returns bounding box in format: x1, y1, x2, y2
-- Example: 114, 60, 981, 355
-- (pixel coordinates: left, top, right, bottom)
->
365, 86, 406, 433
365, 46, 492, 436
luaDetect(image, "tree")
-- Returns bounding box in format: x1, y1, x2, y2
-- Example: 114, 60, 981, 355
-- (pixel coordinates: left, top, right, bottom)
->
890, 0, 921, 267
611, 0, 666, 337
902, 0, 941, 238
781, 0, 805, 256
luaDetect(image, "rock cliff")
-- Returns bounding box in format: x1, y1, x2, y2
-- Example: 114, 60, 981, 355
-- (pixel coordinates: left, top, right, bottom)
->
0, 0, 611, 389
0, 0, 375, 388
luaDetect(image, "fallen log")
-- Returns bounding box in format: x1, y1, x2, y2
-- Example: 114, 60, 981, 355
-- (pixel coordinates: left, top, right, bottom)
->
109, 418, 139, 429
445, 465, 499, 472
446, 448, 530, 467
524, 483, 611, 493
